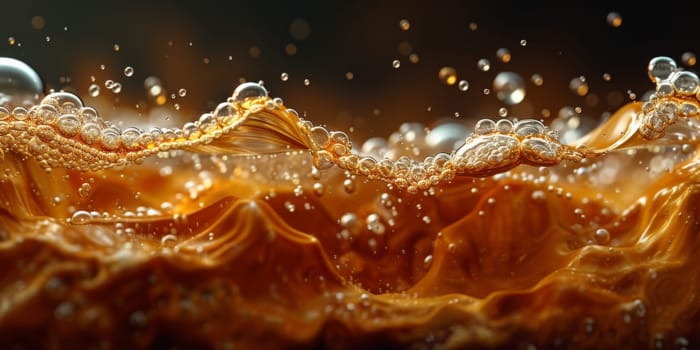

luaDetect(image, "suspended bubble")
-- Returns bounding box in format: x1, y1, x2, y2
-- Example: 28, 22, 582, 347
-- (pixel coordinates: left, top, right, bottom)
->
496, 48, 511, 63
111, 82, 122, 94
88, 84, 100, 97
399, 19, 411, 31
477, 58, 491, 72
304, 79, 311, 86
468, 22, 478, 31
392, 60, 401, 69
519, 39, 527, 46
178, 88, 187, 97
409, 53, 419, 64
493, 72, 526, 105
603, 73, 612, 81
438, 66, 457, 85
531, 74, 543, 86
280, 72, 289, 81
647, 56, 677, 82
113, 44, 120, 52
0, 57, 44, 95
682, 52, 697, 67
7, 36, 16, 46
569, 76, 589, 96
606, 12, 622, 27
232, 82, 268, 102
458, 80, 469, 91
123, 66, 134, 77
345, 72, 354, 80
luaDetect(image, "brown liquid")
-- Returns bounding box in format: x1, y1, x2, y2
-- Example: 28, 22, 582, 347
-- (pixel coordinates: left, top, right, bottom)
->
1, 60, 700, 349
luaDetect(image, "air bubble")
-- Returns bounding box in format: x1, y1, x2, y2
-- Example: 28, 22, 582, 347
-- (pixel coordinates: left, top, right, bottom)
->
648, 57, 677, 82
531, 74, 543, 86
88, 84, 100, 97
71, 210, 92, 225
477, 59, 491, 72
458, 80, 469, 91
493, 72, 526, 105
438, 67, 458, 85
682, 52, 697, 67
496, 48, 511, 63
0, 57, 44, 96
280, 72, 289, 81
399, 19, 411, 31
123, 66, 134, 77
178, 88, 187, 97
232, 82, 268, 102
569, 76, 589, 96
392, 60, 401, 69
606, 12, 622, 27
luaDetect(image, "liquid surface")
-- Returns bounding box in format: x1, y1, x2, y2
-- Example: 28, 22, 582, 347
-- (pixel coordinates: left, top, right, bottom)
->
1, 56, 700, 349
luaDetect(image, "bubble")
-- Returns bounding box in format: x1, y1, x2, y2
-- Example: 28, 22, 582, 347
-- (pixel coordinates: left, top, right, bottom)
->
71, 210, 92, 225
519, 39, 527, 46
56, 114, 81, 137
113, 44, 120, 52
104, 80, 114, 89
280, 72, 289, 81
477, 59, 491, 72
123, 66, 134, 77
603, 73, 612, 81
647, 56, 677, 82
78, 183, 92, 198
438, 67, 458, 85
178, 88, 187, 97
458, 80, 469, 91
392, 60, 401, 69
31, 15, 46, 30
345, 72, 354, 80
531, 74, 543, 86
606, 12, 622, 27
399, 19, 411, 31
569, 76, 589, 96
304, 79, 311, 86
111, 82, 122, 94
42, 91, 84, 111
88, 84, 100, 97
496, 48, 511, 63
498, 107, 508, 117
468, 22, 478, 31
409, 53, 419, 64
474, 119, 496, 135
682, 52, 697, 67
671, 71, 699, 95
493, 72, 526, 105
289, 18, 311, 40
7, 36, 16, 46
232, 82, 268, 102
285, 43, 297, 56
0, 57, 44, 96
595, 228, 611, 244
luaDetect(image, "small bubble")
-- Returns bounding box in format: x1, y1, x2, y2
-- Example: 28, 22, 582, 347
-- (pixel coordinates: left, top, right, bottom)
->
498, 107, 508, 117
104, 79, 114, 89
113, 44, 120, 52
438, 66, 458, 85
496, 48, 511, 63
409, 53, 420, 64
531, 74, 544, 86
493, 72, 526, 105
477, 58, 491, 72
607, 12, 622, 28
519, 39, 527, 46
345, 72, 354, 80
304, 78, 311, 86
392, 59, 401, 69
178, 88, 187, 97
71, 210, 92, 225
458, 80, 469, 91
468, 22, 478, 31
285, 43, 297, 56
31, 16, 46, 30
111, 82, 122, 94
569, 76, 589, 96
399, 19, 411, 31
88, 84, 100, 97
603, 73, 612, 81
682, 52, 697, 67
280, 72, 289, 81
7, 36, 16, 46
123, 66, 134, 77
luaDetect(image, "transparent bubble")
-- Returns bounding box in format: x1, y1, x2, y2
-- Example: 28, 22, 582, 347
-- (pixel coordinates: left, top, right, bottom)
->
113, 44, 120, 52
409, 53, 419, 64
232, 82, 268, 102
112, 82, 122, 94
304, 79, 311, 86
280, 72, 289, 81
496, 48, 511, 63
0, 57, 44, 95
88, 84, 100, 97
519, 39, 527, 46
345, 72, 354, 80
178, 88, 187, 97
399, 19, 411, 31
438, 66, 458, 85
7, 36, 16, 46
493, 72, 526, 105
603, 73, 612, 81
648, 56, 677, 82
606, 12, 622, 27
477, 58, 491, 72
391, 60, 401, 69
468, 22, 478, 31
123, 66, 134, 77
531, 74, 543, 86
458, 80, 469, 91
682, 52, 697, 67
569, 76, 589, 96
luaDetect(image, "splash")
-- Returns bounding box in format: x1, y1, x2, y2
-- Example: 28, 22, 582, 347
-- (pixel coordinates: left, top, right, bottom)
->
1, 56, 700, 349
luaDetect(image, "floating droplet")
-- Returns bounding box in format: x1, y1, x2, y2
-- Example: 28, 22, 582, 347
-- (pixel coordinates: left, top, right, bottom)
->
606, 12, 622, 27
493, 72, 526, 105
438, 67, 458, 85
569, 76, 589, 96
477, 59, 491, 72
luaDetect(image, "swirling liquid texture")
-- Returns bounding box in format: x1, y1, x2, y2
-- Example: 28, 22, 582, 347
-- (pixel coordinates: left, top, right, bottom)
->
1, 56, 700, 349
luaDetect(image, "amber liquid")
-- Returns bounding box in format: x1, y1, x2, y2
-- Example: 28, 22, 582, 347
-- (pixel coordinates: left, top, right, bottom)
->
1, 69, 699, 349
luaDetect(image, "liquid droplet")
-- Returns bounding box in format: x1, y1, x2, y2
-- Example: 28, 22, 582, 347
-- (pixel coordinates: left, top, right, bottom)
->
493, 72, 526, 105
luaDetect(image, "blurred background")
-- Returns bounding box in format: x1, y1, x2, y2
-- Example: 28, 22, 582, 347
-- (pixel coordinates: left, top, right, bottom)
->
0, 0, 698, 141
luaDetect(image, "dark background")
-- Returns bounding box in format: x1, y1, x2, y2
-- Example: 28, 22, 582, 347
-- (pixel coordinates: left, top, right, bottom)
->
0, 0, 697, 140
